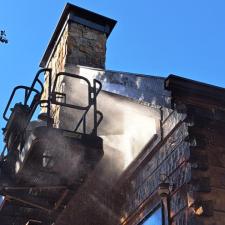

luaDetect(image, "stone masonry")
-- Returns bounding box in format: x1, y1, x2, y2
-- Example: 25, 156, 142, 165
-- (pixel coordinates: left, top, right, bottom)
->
41, 5, 109, 128
66, 22, 106, 69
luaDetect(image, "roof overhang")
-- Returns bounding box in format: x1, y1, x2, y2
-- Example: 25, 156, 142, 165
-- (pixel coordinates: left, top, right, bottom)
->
165, 74, 225, 106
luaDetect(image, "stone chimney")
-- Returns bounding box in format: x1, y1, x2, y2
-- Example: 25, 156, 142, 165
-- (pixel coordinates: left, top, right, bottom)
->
39, 3, 116, 128
40, 3, 116, 71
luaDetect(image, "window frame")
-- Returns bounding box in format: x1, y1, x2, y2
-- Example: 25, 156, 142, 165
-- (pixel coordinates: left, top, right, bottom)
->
139, 204, 164, 225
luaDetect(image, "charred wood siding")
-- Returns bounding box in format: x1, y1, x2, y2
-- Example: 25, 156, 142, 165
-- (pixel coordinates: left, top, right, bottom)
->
165, 75, 225, 225
182, 107, 225, 225
119, 76, 225, 225
119, 109, 192, 225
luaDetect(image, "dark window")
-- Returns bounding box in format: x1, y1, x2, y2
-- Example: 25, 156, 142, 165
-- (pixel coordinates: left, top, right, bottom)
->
141, 207, 162, 225
0, 195, 5, 206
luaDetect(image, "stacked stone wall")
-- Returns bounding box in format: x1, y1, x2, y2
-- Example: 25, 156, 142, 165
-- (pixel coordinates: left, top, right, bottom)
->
66, 22, 106, 69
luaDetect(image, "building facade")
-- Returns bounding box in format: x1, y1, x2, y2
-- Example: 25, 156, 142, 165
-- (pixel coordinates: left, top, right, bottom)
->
39, 4, 225, 225
1, 3, 225, 225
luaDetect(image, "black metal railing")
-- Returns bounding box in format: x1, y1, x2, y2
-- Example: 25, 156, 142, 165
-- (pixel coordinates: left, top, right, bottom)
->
2, 68, 103, 156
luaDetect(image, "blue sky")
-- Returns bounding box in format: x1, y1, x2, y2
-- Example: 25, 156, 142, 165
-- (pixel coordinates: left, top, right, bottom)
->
142, 207, 162, 225
0, 0, 225, 149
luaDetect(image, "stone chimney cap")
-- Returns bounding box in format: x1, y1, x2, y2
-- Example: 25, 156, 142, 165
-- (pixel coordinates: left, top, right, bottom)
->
40, 3, 117, 68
